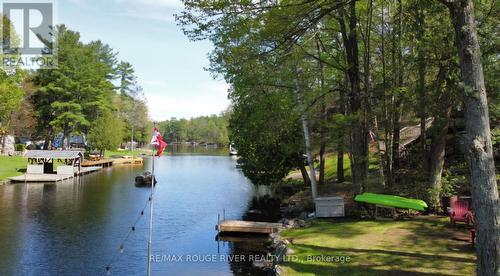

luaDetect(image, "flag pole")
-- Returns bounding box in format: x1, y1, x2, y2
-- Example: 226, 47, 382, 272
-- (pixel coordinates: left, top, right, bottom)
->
147, 128, 156, 276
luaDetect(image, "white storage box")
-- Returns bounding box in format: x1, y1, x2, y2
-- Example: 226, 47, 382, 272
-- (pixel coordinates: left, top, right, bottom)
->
315, 196, 345, 218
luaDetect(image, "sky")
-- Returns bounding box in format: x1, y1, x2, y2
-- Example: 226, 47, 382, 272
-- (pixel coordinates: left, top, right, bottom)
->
58, 0, 230, 121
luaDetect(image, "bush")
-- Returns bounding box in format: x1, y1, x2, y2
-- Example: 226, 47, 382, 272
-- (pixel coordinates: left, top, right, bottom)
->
14, 144, 26, 152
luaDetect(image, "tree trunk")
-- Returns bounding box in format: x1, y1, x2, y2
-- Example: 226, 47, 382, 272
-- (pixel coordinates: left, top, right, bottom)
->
338, 1, 368, 193
0, 135, 5, 155
295, 67, 318, 199
381, 0, 393, 188
416, 6, 428, 167
392, 0, 404, 173
373, 117, 386, 187
392, 104, 402, 170
428, 106, 451, 211
62, 130, 70, 150
299, 163, 311, 187
337, 80, 347, 184
337, 147, 345, 183
316, 35, 327, 186
318, 144, 325, 185
446, 1, 499, 274
428, 64, 450, 211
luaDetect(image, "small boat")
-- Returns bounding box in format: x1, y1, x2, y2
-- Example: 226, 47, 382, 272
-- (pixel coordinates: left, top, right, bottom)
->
229, 144, 238, 156
135, 172, 157, 187
354, 193, 428, 211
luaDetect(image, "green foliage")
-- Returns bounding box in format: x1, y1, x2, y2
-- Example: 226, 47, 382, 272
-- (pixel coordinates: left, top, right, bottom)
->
492, 128, 500, 148
30, 25, 151, 148
14, 144, 25, 152
158, 113, 229, 145
88, 111, 124, 153
117, 93, 151, 145
0, 12, 26, 136
441, 162, 469, 196
50, 101, 89, 135
230, 87, 304, 185
32, 25, 116, 142
0, 73, 24, 132
116, 61, 136, 95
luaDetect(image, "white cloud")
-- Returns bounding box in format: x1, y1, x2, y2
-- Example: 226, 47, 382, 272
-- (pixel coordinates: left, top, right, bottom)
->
145, 82, 230, 121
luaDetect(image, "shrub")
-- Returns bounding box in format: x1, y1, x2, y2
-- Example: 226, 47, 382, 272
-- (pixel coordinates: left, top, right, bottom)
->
14, 144, 26, 152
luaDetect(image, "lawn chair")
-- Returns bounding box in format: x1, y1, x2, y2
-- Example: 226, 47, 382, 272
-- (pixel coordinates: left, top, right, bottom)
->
449, 199, 471, 226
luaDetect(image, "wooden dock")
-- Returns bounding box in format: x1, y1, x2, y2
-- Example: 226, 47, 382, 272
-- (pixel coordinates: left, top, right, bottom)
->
81, 159, 114, 167
112, 156, 143, 165
216, 220, 282, 234
9, 166, 103, 183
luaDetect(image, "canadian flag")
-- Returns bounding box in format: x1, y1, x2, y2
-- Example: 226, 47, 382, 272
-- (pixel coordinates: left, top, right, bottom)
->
151, 127, 167, 156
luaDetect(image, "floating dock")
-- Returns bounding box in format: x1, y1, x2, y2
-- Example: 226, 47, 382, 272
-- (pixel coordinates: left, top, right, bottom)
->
216, 220, 282, 234
9, 166, 103, 183
9, 174, 74, 182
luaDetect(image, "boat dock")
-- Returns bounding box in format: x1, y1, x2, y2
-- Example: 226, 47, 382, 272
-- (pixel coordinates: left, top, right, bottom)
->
112, 156, 143, 165
81, 159, 114, 167
216, 220, 282, 234
9, 166, 103, 183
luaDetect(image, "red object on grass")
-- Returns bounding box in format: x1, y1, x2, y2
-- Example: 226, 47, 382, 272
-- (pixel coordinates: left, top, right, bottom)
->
449, 199, 471, 225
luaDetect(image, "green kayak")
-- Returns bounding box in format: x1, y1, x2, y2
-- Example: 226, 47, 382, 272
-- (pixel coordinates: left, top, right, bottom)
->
354, 193, 428, 211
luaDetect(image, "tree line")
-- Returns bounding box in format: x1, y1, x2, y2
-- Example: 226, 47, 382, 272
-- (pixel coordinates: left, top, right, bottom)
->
1, 24, 151, 155
157, 112, 230, 146
177, 0, 499, 274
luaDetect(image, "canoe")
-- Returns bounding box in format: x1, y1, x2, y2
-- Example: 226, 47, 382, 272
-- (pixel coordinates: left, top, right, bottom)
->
354, 193, 428, 211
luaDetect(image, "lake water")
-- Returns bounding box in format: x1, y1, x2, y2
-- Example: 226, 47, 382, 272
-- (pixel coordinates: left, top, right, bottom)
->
0, 150, 271, 275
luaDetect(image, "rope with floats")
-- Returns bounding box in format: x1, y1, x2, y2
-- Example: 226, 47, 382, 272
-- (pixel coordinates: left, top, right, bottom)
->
104, 195, 151, 275
147, 145, 155, 276
104, 126, 164, 275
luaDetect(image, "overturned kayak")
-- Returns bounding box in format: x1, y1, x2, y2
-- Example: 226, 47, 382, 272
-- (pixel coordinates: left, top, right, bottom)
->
135, 172, 157, 187
355, 193, 428, 211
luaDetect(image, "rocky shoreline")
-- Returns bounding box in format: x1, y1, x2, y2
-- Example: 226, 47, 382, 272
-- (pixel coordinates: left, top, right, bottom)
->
249, 183, 316, 275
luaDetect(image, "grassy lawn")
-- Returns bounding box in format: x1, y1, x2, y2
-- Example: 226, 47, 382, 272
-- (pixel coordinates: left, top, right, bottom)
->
280, 216, 475, 275
0, 156, 27, 181
323, 154, 351, 181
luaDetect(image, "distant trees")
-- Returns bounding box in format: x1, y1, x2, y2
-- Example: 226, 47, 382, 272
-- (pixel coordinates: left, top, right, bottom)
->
158, 113, 229, 146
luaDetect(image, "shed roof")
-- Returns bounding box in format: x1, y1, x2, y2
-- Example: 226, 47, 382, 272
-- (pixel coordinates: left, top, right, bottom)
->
26, 150, 83, 159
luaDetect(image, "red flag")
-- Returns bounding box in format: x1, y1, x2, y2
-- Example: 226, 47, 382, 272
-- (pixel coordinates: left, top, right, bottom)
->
151, 127, 167, 156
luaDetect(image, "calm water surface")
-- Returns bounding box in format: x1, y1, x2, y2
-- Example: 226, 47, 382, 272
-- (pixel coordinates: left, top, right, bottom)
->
0, 151, 267, 275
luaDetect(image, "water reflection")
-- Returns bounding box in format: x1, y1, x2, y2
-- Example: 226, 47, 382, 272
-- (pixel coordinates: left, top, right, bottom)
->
0, 154, 268, 275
